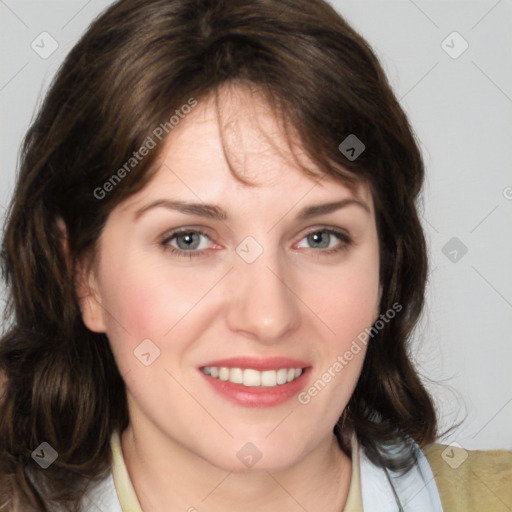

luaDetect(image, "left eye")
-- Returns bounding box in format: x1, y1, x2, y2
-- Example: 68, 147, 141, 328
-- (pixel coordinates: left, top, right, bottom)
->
296, 229, 349, 250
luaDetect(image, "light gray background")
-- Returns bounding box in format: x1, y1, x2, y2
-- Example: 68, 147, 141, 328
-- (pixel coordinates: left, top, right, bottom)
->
1, 0, 511, 450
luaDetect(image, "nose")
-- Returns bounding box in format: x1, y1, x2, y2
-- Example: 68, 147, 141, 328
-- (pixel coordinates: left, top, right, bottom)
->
226, 246, 301, 344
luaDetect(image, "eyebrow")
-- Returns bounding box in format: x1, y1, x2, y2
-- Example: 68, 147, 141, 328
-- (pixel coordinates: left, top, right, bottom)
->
133, 197, 370, 222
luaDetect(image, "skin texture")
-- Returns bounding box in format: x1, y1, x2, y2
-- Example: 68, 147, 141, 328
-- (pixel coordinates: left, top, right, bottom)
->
78, 84, 382, 511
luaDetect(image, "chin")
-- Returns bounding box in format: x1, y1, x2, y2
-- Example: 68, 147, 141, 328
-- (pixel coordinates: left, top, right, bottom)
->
198, 435, 311, 474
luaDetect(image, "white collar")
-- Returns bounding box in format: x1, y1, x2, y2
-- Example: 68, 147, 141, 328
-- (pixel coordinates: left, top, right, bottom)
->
359, 440, 444, 512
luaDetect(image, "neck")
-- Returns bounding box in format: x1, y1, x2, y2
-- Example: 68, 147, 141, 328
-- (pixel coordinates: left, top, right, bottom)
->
121, 422, 352, 512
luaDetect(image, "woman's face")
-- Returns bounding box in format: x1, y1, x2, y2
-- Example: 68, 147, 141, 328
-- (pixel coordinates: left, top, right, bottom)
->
79, 85, 382, 472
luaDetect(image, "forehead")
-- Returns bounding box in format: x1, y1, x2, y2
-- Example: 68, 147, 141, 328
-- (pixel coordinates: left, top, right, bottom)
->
119, 83, 373, 214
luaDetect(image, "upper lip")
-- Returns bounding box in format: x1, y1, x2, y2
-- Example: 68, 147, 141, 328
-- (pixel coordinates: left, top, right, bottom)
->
200, 356, 310, 371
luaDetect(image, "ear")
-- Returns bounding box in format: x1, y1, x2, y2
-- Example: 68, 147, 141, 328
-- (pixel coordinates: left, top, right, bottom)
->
75, 260, 108, 333
56, 217, 107, 333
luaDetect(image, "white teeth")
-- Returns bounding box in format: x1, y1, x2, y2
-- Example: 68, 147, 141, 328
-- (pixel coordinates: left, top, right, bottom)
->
202, 366, 304, 387
230, 367, 243, 384
261, 370, 276, 387
277, 368, 288, 385
243, 369, 261, 387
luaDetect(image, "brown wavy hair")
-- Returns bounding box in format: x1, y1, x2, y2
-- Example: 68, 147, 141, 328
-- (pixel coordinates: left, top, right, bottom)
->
0, 0, 437, 509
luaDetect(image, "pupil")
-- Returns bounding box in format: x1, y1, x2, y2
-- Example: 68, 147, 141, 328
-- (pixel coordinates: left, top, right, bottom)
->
177, 232, 199, 250
310, 231, 329, 249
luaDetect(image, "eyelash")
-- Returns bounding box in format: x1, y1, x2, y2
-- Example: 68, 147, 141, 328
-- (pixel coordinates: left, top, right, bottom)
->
159, 227, 353, 259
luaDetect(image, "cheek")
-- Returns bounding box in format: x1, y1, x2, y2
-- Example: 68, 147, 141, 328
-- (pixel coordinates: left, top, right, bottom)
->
95, 245, 226, 377
98, 248, 203, 338
297, 255, 379, 419
310, 255, 380, 348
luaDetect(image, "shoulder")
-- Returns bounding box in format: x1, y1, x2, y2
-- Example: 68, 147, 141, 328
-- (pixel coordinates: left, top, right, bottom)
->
423, 443, 512, 512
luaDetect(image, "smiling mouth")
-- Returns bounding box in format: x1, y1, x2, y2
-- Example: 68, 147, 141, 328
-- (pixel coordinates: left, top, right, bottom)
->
201, 366, 304, 387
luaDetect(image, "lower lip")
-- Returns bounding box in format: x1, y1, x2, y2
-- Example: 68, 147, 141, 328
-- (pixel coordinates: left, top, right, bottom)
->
199, 368, 311, 407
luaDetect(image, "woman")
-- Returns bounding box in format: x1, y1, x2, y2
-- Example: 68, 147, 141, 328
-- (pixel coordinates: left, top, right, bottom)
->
0, 0, 509, 511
